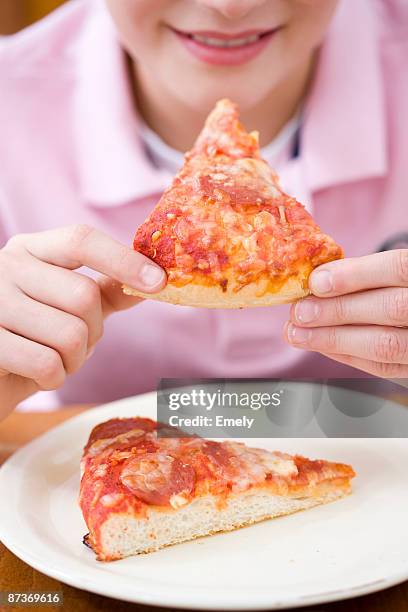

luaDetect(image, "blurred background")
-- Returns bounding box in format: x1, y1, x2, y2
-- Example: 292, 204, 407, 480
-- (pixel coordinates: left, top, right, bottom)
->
0, 0, 66, 34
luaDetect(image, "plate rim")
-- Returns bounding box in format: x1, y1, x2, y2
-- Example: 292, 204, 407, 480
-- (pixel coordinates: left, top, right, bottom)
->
1, 536, 408, 611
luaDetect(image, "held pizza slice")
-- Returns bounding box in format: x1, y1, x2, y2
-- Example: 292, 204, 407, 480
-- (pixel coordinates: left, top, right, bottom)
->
123, 99, 343, 308
79, 417, 355, 561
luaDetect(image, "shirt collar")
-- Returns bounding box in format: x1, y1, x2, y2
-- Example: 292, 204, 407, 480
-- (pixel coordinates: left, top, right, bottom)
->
72, 0, 387, 208
72, 1, 171, 207
302, 0, 387, 192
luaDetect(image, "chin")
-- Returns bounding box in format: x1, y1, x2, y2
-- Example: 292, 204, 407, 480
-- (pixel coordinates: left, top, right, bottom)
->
166, 71, 275, 115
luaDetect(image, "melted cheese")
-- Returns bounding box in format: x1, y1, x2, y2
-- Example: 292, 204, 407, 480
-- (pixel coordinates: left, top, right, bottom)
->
169, 493, 190, 509
120, 452, 174, 494
86, 428, 144, 456
224, 442, 298, 493
100, 493, 125, 507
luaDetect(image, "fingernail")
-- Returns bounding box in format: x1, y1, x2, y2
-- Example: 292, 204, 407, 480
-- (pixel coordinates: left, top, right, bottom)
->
287, 323, 312, 345
295, 299, 321, 324
310, 270, 333, 295
86, 347, 95, 360
140, 263, 165, 288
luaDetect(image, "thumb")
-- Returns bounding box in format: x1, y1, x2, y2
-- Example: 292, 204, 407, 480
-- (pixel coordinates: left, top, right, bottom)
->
97, 275, 145, 318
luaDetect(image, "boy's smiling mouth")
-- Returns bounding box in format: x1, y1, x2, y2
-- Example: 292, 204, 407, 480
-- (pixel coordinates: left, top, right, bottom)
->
169, 27, 282, 66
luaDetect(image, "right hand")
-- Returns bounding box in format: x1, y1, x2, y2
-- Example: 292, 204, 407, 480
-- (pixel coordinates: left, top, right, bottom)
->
0, 224, 166, 418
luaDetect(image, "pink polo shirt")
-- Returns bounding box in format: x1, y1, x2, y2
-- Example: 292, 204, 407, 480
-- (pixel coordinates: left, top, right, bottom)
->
0, 0, 407, 407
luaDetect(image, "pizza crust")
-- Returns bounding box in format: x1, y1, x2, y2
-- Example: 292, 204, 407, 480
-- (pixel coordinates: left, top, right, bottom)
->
122, 270, 311, 309
91, 483, 351, 561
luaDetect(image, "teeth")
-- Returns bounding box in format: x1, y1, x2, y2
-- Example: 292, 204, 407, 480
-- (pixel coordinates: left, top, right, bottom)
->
191, 34, 260, 48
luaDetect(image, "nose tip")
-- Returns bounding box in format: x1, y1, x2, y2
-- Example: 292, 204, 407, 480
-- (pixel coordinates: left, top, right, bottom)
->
197, 0, 267, 20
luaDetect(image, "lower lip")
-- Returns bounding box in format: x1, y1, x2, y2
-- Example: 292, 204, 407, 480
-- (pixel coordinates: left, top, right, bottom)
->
173, 30, 278, 66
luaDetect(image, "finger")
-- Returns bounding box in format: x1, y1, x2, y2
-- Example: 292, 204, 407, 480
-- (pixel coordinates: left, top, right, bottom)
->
0, 293, 89, 374
11, 255, 103, 347
6, 225, 166, 293
291, 288, 408, 328
319, 352, 408, 380
0, 327, 65, 390
97, 275, 143, 317
285, 323, 408, 365
309, 250, 408, 297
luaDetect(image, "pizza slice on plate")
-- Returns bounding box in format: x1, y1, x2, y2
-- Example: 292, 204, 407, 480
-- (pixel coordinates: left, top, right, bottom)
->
123, 99, 343, 308
79, 417, 355, 561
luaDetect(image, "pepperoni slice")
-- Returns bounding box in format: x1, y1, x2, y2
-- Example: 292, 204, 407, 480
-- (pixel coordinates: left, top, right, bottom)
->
84, 418, 156, 453
201, 440, 231, 469
120, 453, 195, 506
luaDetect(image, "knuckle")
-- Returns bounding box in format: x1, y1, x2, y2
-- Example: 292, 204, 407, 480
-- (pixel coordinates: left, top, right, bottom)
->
72, 277, 100, 312
67, 224, 94, 254
4, 233, 27, 251
114, 244, 136, 274
374, 361, 393, 378
332, 297, 348, 323
372, 330, 407, 363
36, 351, 65, 390
59, 319, 89, 354
394, 249, 408, 286
324, 327, 339, 353
372, 360, 403, 379
0, 250, 14, 275
384, 289, 408, 326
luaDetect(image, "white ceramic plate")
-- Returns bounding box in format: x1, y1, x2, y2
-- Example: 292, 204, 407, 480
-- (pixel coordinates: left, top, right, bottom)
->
0, 391, 407, 610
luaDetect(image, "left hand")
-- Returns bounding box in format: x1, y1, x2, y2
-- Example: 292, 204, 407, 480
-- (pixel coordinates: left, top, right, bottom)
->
284, 249, 408, 378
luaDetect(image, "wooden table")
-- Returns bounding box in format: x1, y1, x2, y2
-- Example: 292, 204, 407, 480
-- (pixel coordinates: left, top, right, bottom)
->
1, 406, 407, 612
